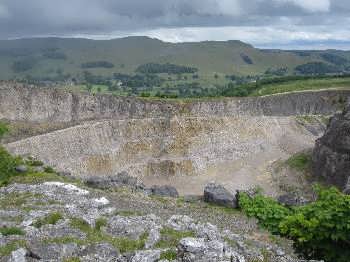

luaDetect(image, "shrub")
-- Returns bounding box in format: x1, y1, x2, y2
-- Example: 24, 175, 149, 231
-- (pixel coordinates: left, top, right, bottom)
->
280, 186, 350, 262
286, 153, 311, 172
239, 186, 350, 262
0, 146, 22, 186
239, 193, 291, 234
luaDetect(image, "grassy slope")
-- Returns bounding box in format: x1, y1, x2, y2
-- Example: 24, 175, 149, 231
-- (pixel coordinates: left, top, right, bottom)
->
0, 36, 343, 81
251, 77, 350, 96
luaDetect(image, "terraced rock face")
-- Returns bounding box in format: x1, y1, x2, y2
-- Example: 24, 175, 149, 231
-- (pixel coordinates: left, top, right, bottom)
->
1, 83, 349, 195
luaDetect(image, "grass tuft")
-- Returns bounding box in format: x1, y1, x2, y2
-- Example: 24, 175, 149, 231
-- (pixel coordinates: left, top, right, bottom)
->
33, 212, 63, 228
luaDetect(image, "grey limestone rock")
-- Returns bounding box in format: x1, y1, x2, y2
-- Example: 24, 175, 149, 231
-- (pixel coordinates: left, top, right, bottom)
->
204, 183, 237, 208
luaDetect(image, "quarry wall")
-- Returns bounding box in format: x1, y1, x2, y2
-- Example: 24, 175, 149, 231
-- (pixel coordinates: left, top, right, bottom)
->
0, 82, 349, 123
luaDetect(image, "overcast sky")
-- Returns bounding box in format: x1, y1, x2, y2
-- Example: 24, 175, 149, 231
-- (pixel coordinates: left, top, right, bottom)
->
1, 0, 350, 49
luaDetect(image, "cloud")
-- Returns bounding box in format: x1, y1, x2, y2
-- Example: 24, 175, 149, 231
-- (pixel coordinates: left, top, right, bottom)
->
0, 0, 349, 49
275, 0, 331, 12
0, 4, 10, 18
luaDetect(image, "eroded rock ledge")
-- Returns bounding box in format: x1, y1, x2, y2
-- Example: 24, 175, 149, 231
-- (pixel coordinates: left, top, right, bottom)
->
313, 105, 350, 190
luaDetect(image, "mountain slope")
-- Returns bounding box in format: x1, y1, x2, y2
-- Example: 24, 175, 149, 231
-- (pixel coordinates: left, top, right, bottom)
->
0, 36, 349, 80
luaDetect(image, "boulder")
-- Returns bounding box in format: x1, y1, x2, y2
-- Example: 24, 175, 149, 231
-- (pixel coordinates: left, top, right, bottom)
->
204, 183, 237, 208
150, 185, 179, 198
14, 165, 28, 173
312, 105, 350, 189
78, 243, 119, 260
277, 194, 309, 207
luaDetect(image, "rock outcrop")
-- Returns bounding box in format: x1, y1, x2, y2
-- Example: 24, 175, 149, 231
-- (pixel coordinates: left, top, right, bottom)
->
313, 105, 350, 189
0, 181, 321, 262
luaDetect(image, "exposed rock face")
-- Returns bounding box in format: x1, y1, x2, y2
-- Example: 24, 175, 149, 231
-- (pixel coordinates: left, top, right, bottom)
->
1, 84, 349, 122
313, 105, 350, 189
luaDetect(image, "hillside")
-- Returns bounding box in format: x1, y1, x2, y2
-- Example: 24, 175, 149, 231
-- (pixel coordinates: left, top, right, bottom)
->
1, 36, 350, 83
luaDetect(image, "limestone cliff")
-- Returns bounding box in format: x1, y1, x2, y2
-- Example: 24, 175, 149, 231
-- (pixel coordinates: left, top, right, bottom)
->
313, 105, 350, 189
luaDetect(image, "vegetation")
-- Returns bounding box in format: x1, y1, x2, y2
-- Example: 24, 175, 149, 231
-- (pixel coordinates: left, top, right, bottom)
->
33, 212, 63, 228
81, 61, 114, 69
286, 152, 311, 172
240, 54, 253, 64
155, 227, 195, 249
239, 186, 350, 262
0, 145, 22, 187
136, 63, 198, 74
0, 240, 26, 257
295, 62, 341, 75
11, 57, 37, 72
0, 227, 25, 236
67, 217, 148, 253
160, 249, 177, 260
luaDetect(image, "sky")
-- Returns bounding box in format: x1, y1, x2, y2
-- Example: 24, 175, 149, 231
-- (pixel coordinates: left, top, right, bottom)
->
1, 0, 350, 49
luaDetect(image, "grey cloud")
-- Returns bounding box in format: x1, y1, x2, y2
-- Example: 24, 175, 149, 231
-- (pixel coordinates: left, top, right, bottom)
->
0, 0, 349, 49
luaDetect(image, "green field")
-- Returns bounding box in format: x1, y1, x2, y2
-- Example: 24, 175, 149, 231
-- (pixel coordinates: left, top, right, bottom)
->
251, 77, 350, 96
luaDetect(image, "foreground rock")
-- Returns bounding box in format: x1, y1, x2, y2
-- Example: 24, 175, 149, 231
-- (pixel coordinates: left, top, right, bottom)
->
313, 105, 350, 190
0, 182, 320, 262
204, 183, 237, 208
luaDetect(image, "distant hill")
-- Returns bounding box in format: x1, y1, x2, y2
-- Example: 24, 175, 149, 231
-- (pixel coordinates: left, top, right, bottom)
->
1, 36, 350, 82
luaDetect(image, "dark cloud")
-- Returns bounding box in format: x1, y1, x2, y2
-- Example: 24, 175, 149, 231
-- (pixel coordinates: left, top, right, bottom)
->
0, 0, 349, 49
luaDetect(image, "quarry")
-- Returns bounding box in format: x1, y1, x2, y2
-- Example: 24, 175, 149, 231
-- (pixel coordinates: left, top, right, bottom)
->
1, 83, 349, 196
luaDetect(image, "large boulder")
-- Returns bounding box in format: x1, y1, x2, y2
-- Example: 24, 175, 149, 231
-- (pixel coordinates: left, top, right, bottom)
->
312, 105, 350, 189
203, 183, 237, 208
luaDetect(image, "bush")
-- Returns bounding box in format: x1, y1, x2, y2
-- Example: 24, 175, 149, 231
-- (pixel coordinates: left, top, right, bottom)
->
280, 186, 350, 262
0, 122, 9, 140
239, 193, 291, 234
286, 153, 311, 172
239, 187, 350, 262
0, 147, 22, 186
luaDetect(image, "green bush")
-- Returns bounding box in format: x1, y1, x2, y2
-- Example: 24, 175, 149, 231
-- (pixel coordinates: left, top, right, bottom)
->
239, 187, 350, 262
239, 193, 291, 234
280, 186, 350, 262
286, 153, 311, 172
0, 146, 22, 186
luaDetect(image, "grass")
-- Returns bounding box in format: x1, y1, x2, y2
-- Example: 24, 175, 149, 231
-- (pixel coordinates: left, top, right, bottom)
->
68, 217, 148, 253
0, 227, 25, 236
33, 212, 63, 228
160, 249, 177, 260
251, 77, 350, 96
286, 152, 312, 172
0, 192, 43, 209
64, 258, 81, 262
155, 227, 195, 249
0, 240, 26, 257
